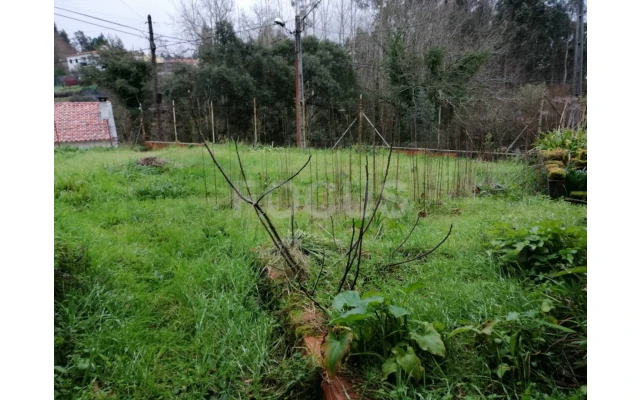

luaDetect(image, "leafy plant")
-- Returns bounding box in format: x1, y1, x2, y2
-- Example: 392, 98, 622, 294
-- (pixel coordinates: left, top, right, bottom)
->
565, 169, 587, 194
448, 303, 578, 384
535, 129, 587, 157
324, 283, 445, 382
486, 220, 586, 276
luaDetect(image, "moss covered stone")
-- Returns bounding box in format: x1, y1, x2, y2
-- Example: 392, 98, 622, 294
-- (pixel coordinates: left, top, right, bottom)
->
544, 160, 565, 168
542, 149, 564, 161
570, 191, 587, 199
547, 167, 566, 180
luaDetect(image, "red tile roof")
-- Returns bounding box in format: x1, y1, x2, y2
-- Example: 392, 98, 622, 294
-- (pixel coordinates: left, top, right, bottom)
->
54, 102, 111, 143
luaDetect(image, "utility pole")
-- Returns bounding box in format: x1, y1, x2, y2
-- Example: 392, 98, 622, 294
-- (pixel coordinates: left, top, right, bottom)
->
572, 0, 584, 97
294, 15, 305, 149
148, 15, 162, 139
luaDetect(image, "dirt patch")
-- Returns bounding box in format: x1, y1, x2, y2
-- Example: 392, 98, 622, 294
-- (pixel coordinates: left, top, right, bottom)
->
137, 157, 169, 167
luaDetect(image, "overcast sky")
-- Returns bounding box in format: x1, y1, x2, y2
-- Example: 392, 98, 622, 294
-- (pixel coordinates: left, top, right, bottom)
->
54, 0, 267, 54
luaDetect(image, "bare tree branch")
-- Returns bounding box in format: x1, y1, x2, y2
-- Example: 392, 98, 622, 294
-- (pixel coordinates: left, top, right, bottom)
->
385, 224, 453, 268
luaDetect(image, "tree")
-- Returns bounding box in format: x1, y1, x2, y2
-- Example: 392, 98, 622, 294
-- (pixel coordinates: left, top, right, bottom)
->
496, 0, 573, 82
72, 31, 109, 52
79, 41, 152, 110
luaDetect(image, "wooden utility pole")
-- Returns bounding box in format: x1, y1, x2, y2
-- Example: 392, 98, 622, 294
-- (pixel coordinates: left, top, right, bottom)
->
572, 0, 584, 97
294, 14, 305, 149
253, 97, 258, 146
148, 15, 162, 139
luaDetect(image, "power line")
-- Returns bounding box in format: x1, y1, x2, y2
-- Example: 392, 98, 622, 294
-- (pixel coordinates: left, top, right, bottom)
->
118, 0, 145, 19
302, 1, 323, 21
54, 13, 148, 39
53, 40, 197, 65
53, 5, 149, 23
54, 6, 147, 35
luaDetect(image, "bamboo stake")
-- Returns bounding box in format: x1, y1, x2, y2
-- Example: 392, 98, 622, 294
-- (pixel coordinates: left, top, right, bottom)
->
210, 101, 215, 144
253, 97, 258, 146
172, 100, 178, 142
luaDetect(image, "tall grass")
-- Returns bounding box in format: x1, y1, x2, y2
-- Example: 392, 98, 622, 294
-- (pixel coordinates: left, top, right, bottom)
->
55, 144, 584, 399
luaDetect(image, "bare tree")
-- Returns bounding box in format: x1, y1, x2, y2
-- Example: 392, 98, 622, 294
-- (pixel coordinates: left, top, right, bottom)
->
172, 0, 235, 42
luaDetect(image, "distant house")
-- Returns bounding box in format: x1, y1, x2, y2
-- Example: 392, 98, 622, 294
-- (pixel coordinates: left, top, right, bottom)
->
66, 51, 99, 72
159, 58, 199, 75
54, 102, 118, 148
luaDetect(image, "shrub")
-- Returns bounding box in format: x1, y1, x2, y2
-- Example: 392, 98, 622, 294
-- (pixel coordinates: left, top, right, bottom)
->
535, 129, 586, 156
324, 283, 446, 382
486, 220, 586, 276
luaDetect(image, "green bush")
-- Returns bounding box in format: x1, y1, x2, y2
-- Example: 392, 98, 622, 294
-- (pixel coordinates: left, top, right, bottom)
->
325, 283, 446, 383
535, 129, 586, 156
565, 169, 587, 193
486, 220, 586, 276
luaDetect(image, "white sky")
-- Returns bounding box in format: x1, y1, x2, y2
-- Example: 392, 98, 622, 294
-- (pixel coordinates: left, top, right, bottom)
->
53, 0, 266, 54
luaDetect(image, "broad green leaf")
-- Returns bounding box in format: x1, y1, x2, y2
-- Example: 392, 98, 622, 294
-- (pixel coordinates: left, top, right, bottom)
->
447, 325, 480, 339
361, 291, 386, 300
332, 291, 362, 311
392, 346, 424, 381
388, 305, 411, 319
381, 358, 398, 380
399, 282, 427, 295
330, 304, 372, 324
433, 321, 445, 331
54, 366, 68, 374
409, 323, 446, 357
506, 312, 520, 321
496, 363, 510, 378
322, 327, 353, 378
541, 301, 553, 313
361, 296, 385, 307
481, 319, 499, 335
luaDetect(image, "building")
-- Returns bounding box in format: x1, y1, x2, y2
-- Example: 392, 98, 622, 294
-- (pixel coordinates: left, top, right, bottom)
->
66, 51, 99, 72
54, 101, 118, 148
159, 58, 199, 75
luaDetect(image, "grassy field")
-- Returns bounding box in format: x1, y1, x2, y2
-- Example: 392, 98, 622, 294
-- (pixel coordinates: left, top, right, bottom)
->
54, 144, 586, 399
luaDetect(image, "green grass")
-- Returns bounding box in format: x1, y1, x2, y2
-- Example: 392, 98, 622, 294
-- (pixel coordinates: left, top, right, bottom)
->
55, 144, 585, 399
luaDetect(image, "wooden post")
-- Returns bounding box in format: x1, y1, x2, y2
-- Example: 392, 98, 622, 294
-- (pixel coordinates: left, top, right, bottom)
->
437, 106, 442, 149
172, 100, 178, 142
210, 100, 215, 144
139, 102, 146, 142
358, 94, 363, 146
253, 97, 258, 146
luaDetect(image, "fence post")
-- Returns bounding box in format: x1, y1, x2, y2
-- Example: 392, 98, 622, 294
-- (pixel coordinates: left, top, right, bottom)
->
172, 100, 178, 142
253, 97, 258, 146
